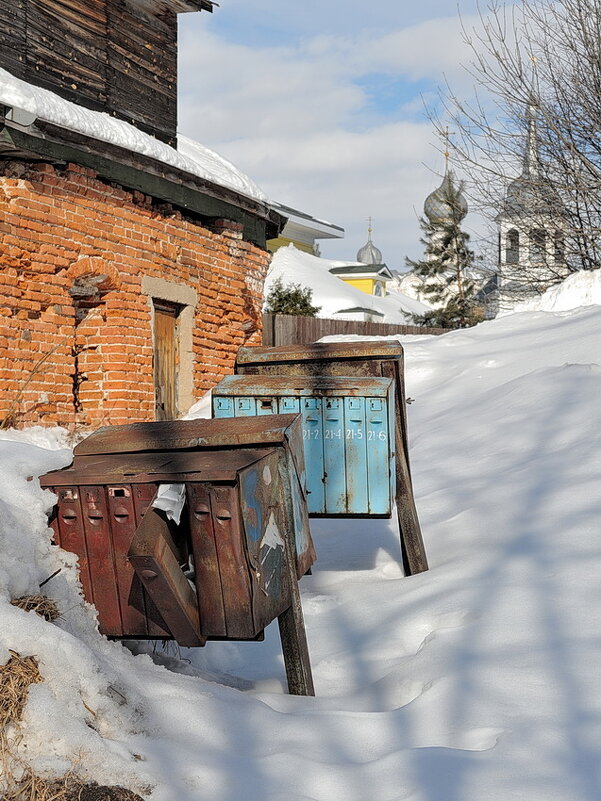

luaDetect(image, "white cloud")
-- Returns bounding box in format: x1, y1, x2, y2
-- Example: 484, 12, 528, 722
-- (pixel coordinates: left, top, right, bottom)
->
177, 4, 489, 268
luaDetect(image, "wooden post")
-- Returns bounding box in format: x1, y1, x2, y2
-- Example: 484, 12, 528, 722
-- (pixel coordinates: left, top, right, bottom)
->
394, 420, 428, 575
382, 361, 429, 575
277, 484, 315, 695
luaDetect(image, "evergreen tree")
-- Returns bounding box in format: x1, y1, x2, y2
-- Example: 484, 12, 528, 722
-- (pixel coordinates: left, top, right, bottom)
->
264, 277, 321, 317
406, 177, 483, 328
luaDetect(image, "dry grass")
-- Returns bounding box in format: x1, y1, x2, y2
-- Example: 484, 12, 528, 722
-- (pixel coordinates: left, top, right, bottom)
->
0, 647, 146, 800
3, 774, 145, 801
11, 596, 61, 623
0, 652, 43, 730
3, 768, 82, 801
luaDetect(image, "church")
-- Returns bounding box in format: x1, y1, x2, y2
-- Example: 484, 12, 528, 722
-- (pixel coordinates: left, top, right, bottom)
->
495, 98, 568, 313
401, 98, 568, 319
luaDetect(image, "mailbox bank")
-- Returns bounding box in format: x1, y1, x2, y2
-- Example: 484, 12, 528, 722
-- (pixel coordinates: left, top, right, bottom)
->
233, 341, 428, 575
212, 375, 396, 517
41, 416, 315, 695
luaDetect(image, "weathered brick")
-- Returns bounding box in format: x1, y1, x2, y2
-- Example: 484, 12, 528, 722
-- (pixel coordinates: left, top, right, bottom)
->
0, 160, 270, 430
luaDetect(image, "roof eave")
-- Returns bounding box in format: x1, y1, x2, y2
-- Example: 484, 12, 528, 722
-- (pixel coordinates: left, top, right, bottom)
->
0, 113, 283, 245
170, 0, 216, 13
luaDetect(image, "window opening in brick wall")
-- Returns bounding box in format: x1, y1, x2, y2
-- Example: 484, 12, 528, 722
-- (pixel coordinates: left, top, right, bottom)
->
153, 299, 182, 421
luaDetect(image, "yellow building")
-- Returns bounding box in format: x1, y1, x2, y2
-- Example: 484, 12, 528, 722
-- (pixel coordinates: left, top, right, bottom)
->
329, 225, 393, 296
329, 263, 394, 297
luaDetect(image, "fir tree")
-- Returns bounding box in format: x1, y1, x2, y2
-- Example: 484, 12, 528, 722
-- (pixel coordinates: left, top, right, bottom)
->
406, 177, 483, 328
264, 277, 321, 317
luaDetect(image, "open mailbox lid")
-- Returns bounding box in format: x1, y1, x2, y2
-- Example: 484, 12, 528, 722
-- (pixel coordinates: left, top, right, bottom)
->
40, 448, 273, 486
213, 375, 394, 398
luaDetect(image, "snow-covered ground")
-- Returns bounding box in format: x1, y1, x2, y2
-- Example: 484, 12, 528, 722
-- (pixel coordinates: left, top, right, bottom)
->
267, 245, 429, 323
1, 272, 601, 800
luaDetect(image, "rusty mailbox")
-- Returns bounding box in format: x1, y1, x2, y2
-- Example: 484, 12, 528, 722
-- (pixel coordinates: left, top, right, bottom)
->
213, 375, 396, 518
40, 415, 316, 695
234, 341, 428, 575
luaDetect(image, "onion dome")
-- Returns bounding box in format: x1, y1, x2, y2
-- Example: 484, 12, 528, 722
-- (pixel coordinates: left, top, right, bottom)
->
504, 174, 560, 218
424, 169, 468, 223
357, 238, 383, 265
357, 220, 383, 264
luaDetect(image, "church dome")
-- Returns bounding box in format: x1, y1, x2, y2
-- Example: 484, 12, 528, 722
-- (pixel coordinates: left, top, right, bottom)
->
424, 170, 468, 223
504, 174, 560, 218
356, 238, 383, 265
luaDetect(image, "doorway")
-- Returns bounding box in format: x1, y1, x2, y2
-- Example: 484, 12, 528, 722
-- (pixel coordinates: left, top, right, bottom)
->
153, 299, 181, 420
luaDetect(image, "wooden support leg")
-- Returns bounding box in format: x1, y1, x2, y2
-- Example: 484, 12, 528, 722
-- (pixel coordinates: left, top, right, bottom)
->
278, 523, 315, 696
278, 601, 315, 696
394, 418, 429, 576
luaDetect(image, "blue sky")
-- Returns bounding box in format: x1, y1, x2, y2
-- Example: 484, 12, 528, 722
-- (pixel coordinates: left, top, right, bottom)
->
178, 1, 487, 268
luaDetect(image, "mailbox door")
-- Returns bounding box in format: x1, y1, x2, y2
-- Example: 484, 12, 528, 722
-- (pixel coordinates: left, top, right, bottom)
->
239, 451, 292, 632
301, 398, 325, 514
80, 486, 123, 636
132, 485, 171, 638
188, 482, 256, 639
53, 487, 94, 607
187, 483, 228, 637
344, 397, 369, 514
106, 485, 149, 637
323, 398, 346, 514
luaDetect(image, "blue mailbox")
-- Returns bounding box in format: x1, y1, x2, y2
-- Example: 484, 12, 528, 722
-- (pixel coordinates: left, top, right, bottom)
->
212, 376, 396, 517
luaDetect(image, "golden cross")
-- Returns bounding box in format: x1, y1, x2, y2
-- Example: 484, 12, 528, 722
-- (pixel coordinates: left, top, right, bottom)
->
442, 126, 455, 165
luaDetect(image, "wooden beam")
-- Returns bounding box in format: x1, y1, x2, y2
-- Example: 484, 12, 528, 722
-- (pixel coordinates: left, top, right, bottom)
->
0, 121, 285, 245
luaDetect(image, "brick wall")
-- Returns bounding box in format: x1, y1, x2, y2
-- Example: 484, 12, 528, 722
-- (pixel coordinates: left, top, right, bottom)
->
0, 160, 270, 430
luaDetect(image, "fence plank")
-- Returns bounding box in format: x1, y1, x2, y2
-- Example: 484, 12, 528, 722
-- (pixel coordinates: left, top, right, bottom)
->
262, 314, 446, 346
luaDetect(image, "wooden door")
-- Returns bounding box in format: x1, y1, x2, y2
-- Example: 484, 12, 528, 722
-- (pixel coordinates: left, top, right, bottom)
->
153, 300, 179, 420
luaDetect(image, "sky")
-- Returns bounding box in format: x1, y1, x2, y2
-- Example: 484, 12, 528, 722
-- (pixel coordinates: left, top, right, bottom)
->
177, 0, 488, 270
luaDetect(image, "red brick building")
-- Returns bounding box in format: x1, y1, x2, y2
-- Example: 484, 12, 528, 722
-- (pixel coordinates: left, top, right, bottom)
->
0, 0, 283, 429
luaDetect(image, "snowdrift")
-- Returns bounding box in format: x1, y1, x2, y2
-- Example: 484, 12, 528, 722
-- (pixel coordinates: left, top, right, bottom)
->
266, 245, 429, 323
507, 266, 601, 314
1, 299, 601, 799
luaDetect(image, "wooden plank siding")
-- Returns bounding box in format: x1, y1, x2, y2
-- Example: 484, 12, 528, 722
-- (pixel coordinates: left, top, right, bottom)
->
27, 0, 108, 108
106, 0, 178, 144
0, 2, 27, 81
262, 314, 448, 347
0, 0, 196, 145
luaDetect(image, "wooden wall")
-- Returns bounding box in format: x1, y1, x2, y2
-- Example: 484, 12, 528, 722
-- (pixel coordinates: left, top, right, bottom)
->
27, 0, 108, 110
262, 314, 448, 347
0, 2, 27, 81
107, 0, 178, 145
0, 0, 187, 145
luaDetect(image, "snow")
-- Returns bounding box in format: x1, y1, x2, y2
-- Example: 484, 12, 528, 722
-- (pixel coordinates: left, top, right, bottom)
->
0, 67, 267, 203
1, 297, 601, 799
507, 267, 601, 314
267, 245, 430, 323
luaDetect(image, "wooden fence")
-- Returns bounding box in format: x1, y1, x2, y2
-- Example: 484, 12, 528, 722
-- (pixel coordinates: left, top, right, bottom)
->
262, 314, 446, 346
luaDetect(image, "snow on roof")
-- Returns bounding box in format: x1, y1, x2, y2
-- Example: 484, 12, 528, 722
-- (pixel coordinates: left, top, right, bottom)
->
505, 268, 601, 315
266, 245, 430, 323
0, 67, 268, 203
